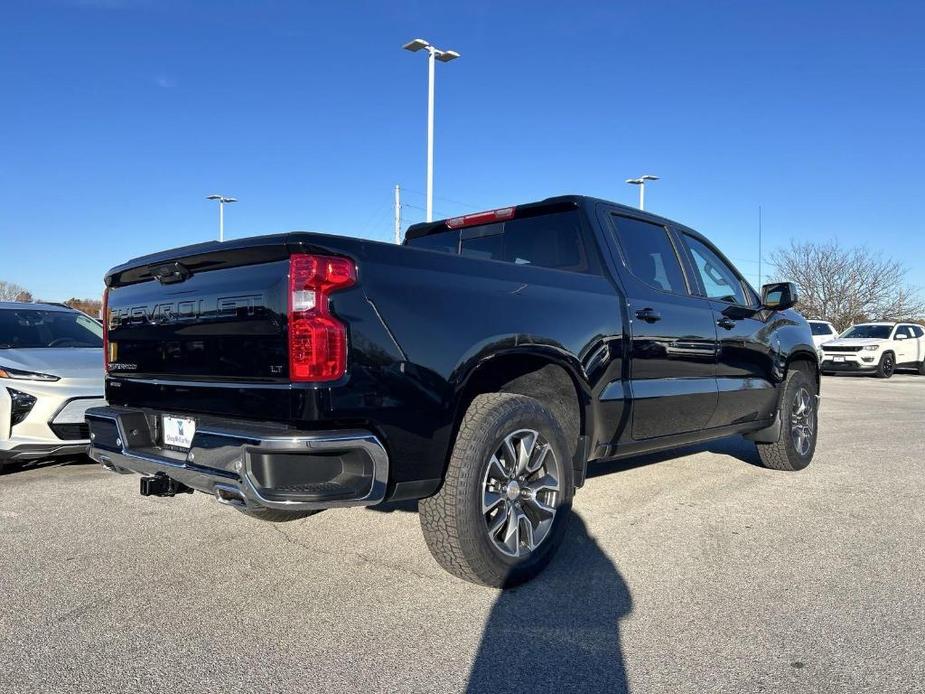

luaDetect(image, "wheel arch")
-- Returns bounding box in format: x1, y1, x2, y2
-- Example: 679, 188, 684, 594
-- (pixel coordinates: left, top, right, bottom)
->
786, 349, 820, 390
451, 349, 592, 489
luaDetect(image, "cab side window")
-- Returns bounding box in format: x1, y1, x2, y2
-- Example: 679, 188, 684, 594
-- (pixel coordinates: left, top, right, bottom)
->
910, 326, 924, 338
683, 234, 748, 305
609, 215, 687, 294
894, 325, 913, 339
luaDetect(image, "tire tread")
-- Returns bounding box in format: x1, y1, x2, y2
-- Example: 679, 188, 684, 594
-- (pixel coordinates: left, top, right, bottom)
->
756, 364, 817, 472
419, 393, 571, 587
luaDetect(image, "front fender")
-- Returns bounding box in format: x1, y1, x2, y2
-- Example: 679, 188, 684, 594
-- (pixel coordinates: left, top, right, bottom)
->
768, 310, 819, 385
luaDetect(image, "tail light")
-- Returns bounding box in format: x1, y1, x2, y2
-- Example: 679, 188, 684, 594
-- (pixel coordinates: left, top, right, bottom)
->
102, 287, 111, 373
288, 254, 356, 382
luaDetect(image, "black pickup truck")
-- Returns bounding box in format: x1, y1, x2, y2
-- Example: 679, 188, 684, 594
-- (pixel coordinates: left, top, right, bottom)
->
87, 195, 819, 587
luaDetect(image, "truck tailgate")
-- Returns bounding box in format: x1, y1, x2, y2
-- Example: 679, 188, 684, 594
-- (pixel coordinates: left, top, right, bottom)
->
107, 259, 289, 381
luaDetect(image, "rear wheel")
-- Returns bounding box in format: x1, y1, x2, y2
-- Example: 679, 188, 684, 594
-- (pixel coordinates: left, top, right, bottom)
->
756, 365, 818, 471
419, 393, 574, 588
875, 352, 895, 379
917, 360, 925, 376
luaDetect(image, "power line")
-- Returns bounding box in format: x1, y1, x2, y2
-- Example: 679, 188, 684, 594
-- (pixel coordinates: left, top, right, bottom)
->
400, 187, 482, 211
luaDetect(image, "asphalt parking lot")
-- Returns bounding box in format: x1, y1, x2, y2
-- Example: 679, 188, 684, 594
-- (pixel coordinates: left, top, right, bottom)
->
1, 374, 923, 694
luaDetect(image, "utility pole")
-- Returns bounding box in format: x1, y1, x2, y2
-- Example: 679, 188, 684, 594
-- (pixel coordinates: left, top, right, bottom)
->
394, 184, 402, 245
402, 38, 460, 222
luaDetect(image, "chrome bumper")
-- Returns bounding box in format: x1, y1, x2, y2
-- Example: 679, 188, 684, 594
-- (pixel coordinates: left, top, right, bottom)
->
85, 406, 389, 512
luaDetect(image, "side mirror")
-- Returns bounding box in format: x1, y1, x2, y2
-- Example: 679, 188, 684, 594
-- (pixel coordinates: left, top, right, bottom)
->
761, 282, 798, 311
894, 333, 907, 340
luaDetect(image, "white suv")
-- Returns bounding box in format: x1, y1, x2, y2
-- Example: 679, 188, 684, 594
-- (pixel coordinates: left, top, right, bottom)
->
0, 302, 105, 471
808, 320, 838, 358
820, 322, 925, 378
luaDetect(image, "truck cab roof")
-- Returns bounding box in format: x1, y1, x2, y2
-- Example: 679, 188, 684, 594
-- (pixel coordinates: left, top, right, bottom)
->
405, 194, 688, 241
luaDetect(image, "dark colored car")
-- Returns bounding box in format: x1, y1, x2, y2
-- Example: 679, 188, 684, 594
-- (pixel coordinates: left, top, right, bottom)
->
87, 195, 819, 587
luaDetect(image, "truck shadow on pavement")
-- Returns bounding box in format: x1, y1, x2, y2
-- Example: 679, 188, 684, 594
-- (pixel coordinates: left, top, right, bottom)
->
369, 436, 763, 692
371, 501, 632, 693
465, 514, 631, 694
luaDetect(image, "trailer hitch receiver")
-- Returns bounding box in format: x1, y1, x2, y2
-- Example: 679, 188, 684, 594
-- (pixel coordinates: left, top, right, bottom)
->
139, 472, 194, 497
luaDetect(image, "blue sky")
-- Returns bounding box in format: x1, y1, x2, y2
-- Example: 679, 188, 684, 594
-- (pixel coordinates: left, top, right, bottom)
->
1, 0, 923, 300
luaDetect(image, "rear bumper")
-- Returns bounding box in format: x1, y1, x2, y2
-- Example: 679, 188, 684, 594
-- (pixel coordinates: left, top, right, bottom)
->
85, 406, 389, 511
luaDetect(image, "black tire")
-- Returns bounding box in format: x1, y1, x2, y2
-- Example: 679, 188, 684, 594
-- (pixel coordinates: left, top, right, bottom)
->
238, 507, 322, 523
875, 352, 895, 379
917, 361, 925, 376
756, 365, 818, 472
419, 393, 574, 588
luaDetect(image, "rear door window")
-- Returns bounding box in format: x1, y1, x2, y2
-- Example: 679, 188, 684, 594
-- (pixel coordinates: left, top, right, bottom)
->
608, 215, 688, 294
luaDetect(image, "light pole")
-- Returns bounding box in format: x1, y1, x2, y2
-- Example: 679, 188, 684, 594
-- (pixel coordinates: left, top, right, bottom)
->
206, 194, 237, 242
402, 38, 460, 222
625, 175, 659, 211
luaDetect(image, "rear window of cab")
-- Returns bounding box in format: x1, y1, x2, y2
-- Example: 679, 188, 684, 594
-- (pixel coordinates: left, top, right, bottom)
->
406, 211, 601, 275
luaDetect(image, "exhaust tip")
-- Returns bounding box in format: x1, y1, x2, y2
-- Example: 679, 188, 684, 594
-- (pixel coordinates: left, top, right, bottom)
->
214, 485, 246, 507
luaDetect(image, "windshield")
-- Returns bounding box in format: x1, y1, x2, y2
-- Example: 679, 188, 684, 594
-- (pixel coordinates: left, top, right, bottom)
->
0, 309, 103, 349
840, 324, 892, 340
809, 322, 833, 336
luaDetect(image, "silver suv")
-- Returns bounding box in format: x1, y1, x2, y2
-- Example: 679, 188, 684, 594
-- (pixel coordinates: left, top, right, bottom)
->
0, 302, 105, 471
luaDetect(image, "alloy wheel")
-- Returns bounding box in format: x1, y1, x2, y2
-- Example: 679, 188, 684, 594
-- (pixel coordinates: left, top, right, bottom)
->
790, 386, 815, 456
883, 355, 894, 377
481, 429, 561, 558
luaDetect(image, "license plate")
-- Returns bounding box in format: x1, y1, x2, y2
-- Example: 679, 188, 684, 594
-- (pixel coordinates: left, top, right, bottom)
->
162, 415, 196, 449
833, 356, 845, 363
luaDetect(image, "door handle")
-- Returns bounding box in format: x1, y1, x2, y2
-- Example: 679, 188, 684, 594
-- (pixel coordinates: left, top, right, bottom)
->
635, 308, 662, 323
717, 317, 736, 330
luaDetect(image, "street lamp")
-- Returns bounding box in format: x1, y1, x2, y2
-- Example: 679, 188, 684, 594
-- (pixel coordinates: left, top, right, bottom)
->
625, 175, 659, 211
206, 194, 237, 242
402, 38, 460, 222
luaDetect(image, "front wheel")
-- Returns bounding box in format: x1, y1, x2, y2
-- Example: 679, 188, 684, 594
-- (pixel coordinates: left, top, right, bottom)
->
756, 365, 818, 471
419, 393, 574, 588
875, 352, 895, 379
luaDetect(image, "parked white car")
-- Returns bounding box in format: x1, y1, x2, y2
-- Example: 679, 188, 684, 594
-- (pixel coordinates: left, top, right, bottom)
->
0, 302, 105, 472
820, 322, 925, 378
808, 320, 838, 357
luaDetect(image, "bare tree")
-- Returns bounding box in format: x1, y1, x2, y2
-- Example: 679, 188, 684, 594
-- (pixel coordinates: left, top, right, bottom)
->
0, 280, 32, 302
769, 240, 925, 331
64, 297, 103, 317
